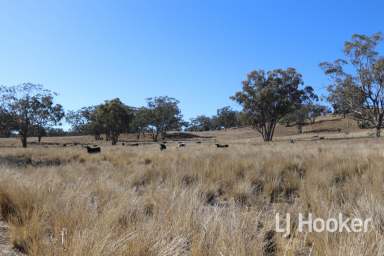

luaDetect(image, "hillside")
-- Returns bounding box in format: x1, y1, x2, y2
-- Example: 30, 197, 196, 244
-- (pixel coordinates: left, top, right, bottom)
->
192, 115, 373, 144
0, 115, 376, 149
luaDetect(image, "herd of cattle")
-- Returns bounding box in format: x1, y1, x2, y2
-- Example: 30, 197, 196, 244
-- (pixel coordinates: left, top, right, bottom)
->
85, 142, 229, 154
83, 134, 333, 153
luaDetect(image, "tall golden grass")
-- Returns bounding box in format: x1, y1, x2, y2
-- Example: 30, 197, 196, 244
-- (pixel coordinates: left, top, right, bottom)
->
0, 140, 383, 255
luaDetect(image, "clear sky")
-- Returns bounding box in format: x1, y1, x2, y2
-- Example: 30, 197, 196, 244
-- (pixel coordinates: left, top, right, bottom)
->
0, 0, 383, 121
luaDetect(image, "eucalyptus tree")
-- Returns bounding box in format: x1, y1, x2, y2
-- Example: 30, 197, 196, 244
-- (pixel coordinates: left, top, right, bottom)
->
321, 32, 384, 137
0, 83, 64, 147
94, 98, 133, 145
146, 96, 183, 141
216, 106, 239, 130
131, 107, 151, 139
231, 68, 317, 141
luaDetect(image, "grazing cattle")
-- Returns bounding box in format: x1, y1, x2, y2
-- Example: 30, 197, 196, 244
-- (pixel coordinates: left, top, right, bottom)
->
196, 141, 202, 144
129, 143, 140, 146
122, 142, 125, 146
160, 144, 167, 151
289, 139, 295, 144
86, 146, 101, 154
179, 143, 186, 148
319, 137, 325, 140
216, 144, 229, 148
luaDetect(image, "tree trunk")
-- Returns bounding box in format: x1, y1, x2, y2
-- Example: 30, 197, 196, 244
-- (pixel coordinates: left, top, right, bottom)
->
105, 131, 111, 141
261, 122, 276, 142
111, 135, 118, 145
262, 129, 272, 141
297, 124, 303, 134
161, 131, 166, 140
20, 125, 29, 148
21, 135, 27, 148
153, 132, 159, 142
37, 126, 44, 143
263, 132, 273, 141
376, 115, 383, 138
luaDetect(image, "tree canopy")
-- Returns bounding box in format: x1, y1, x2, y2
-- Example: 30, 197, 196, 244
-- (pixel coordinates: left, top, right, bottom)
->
231, 68, 317, 141
0, 83, 64, 147
146, 96, 183, 141
216, 106, 239, 130
93, 98, 133, 145
321, 32, 384, 136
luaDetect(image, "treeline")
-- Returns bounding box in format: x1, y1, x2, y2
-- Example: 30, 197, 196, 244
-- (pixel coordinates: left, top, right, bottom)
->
0, 32, 383, 147
187, 104, 329, 133
66, 96, 184, 144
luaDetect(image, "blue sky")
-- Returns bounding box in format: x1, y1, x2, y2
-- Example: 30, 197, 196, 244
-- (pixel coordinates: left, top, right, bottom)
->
0, 0, 383, 121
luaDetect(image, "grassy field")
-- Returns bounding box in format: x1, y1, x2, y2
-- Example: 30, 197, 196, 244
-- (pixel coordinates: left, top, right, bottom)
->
0, 118, 383, 255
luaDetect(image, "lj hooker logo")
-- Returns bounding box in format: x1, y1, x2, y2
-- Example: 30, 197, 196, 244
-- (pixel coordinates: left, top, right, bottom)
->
276, 213, 372, 237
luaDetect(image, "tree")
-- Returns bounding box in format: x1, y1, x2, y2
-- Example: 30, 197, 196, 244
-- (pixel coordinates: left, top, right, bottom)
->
307, 104, 328, 124
93, 98, 133, 145
66, 106, 103, 138
0, 107, 16, 137
282, 103, 327, 132
131, 107, 151, 139
45, 127, 67, 137
146, 96, 183, 141
187, 115, 217, 131
326, 75, 354, 117
216, 106, 239, 130
0, 83, 64, 147
231, 68, 316, 141
321, 32, 384, 137
31, 94, 64, 142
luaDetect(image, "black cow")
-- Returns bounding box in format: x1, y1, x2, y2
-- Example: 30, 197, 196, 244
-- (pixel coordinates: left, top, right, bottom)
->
178, 143, 186, 148
216, 144, 229, 148
86, 146, 101, 154
160, 144, 167, 151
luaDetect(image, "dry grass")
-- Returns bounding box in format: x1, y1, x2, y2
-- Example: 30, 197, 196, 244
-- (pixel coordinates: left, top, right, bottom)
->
0, 135, 384, 255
